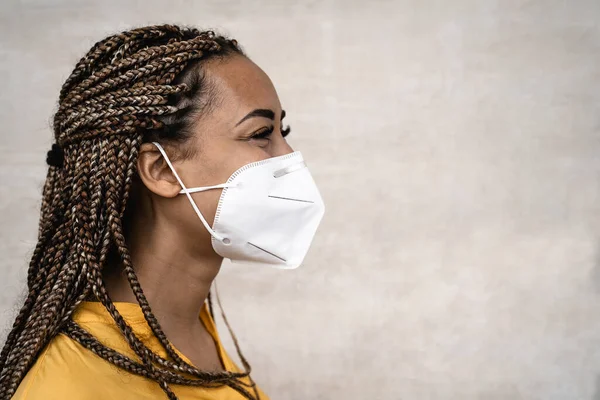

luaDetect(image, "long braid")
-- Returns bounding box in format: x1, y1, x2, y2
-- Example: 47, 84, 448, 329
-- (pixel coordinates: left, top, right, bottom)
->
2, 158, 70, 358
0, 165, 66, 373
0, 158, 76, 374
0, 24, 259, 399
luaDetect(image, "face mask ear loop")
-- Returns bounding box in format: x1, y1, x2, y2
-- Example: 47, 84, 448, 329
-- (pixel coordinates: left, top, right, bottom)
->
183, 183, 234, 194
152, 142, 225, 242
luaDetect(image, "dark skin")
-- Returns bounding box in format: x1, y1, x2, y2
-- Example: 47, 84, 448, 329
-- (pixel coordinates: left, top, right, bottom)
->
103, 54, 293, 371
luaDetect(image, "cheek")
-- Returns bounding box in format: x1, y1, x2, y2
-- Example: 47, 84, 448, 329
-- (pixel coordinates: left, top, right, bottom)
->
192, 189, 223, 226
175, 189, 223, 233
170, 190, 221, 248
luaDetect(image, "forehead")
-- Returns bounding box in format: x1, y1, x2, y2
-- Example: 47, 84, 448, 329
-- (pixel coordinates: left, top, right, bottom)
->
204, 55, 281, 114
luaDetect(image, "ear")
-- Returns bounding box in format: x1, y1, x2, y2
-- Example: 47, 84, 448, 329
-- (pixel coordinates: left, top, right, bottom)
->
137, 142, 182, 198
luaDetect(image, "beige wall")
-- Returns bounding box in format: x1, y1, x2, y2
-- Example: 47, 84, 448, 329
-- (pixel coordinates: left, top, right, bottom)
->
1, 0, 600, 399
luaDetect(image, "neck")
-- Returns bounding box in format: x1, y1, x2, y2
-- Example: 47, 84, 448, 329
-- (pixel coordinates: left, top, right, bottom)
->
103, 215, 222, 332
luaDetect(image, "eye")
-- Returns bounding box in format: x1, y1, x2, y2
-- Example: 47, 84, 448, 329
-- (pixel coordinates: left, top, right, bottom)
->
281, 125, 291, 137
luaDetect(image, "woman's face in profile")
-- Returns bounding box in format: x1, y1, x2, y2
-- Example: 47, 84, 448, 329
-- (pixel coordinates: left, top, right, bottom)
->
137, 54, 294, 256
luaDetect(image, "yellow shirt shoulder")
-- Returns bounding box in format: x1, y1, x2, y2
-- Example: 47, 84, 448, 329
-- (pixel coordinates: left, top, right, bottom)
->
13, 301, 269, 400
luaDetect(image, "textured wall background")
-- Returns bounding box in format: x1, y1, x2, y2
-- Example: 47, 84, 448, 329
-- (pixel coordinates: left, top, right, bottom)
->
1, 1, 599, 399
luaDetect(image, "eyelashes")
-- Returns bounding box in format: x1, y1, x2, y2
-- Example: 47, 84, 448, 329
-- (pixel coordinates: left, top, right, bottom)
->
250, 124, 292, 140
249, 127, 272, 141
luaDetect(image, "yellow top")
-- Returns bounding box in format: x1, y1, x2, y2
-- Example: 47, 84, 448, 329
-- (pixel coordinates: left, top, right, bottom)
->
13, 301, 269, 400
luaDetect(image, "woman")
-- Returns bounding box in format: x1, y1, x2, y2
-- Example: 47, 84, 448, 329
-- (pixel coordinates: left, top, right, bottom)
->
0, 24, 325, 399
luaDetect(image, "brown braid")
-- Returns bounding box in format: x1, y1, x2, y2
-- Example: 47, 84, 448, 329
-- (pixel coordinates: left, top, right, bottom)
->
0, 24, 260, 399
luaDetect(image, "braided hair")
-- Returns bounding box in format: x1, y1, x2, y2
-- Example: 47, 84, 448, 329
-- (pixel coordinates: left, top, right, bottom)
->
0, 24, 261, 399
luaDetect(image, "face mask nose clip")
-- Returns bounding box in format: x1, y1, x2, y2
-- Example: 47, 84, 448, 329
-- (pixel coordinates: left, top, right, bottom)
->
273, 161, 306, 178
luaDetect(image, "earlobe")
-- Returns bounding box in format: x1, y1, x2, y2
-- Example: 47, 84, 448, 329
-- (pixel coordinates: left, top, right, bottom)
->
137, 142, 182, 198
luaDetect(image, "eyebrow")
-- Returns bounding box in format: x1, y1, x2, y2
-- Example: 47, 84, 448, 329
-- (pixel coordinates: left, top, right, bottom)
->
236, 108, 287, 126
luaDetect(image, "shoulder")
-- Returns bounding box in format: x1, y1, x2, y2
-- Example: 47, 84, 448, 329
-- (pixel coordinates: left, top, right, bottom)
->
12, 332, 145, 400
12, 334, 90, 399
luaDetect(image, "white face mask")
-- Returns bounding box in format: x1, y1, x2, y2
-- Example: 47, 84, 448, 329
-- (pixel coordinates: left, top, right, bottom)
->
152, 142, 325, 269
